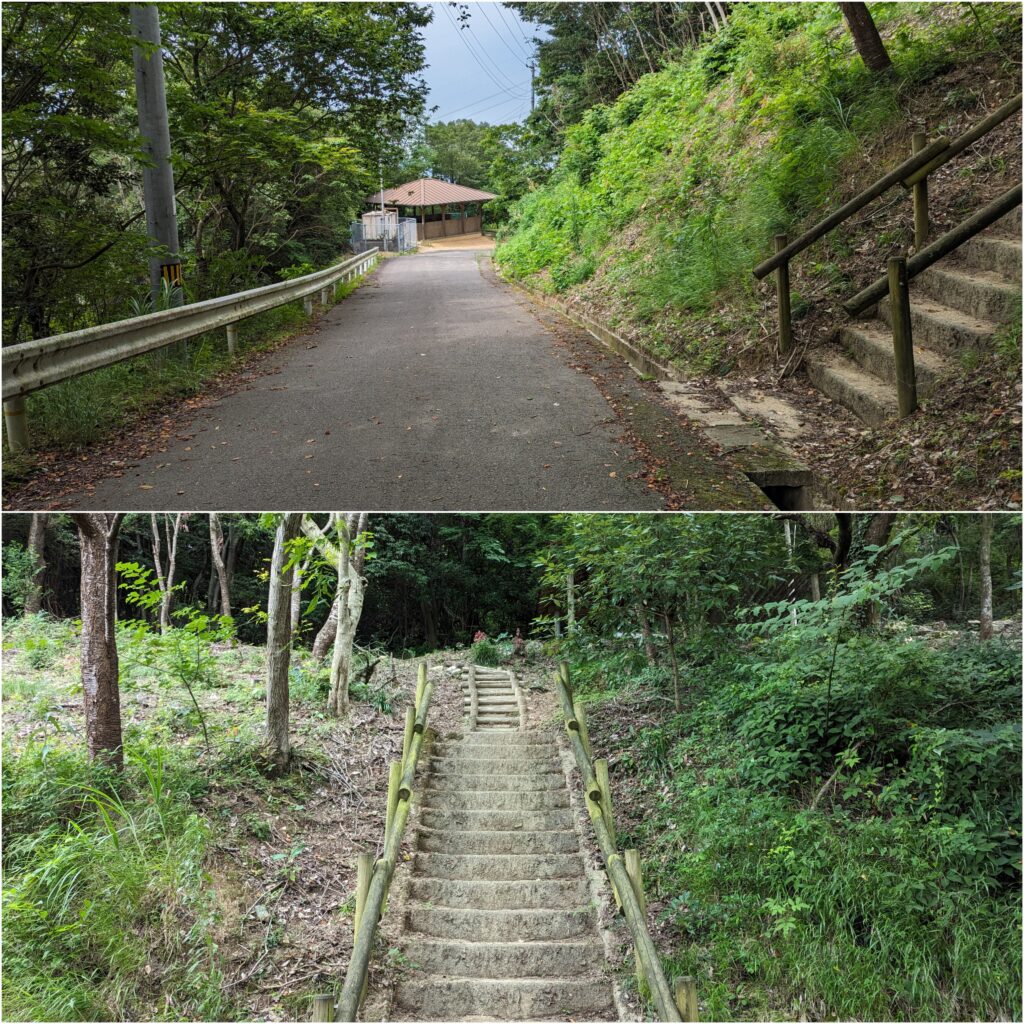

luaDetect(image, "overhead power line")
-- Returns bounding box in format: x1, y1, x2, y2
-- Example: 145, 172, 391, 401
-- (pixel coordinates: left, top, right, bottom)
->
478, 3, 532, 66
441, 3, 524, 96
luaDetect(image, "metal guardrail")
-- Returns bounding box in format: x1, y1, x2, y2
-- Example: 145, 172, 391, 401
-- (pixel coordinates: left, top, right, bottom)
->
554, 662, 693, 1022
313, 663, 432, 1022
2, 247, 379, 451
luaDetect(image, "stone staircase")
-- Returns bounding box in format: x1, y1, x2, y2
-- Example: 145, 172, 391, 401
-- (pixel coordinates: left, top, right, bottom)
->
805, 206, 1022, 426
390, 668, 617, 1021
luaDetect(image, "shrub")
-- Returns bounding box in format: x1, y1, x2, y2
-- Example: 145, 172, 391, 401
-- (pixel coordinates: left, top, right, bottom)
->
470, 636, 501, 667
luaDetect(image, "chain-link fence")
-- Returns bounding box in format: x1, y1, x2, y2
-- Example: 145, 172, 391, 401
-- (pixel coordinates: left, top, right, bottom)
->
351, 216, 418, 254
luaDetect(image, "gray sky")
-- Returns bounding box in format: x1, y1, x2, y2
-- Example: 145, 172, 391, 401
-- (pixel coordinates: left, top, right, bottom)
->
418, 2, 541, 125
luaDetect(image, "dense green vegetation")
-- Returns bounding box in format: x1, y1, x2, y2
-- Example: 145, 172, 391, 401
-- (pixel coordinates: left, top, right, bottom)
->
496, 2, 1022, 370
546, 513, 1022, 1020
2, 512, 1020, 1021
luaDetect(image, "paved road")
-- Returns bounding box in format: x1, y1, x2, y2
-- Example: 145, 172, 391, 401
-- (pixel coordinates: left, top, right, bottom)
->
65, 251, 663, 510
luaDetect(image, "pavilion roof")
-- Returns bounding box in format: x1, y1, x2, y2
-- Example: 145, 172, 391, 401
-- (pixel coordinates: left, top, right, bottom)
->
367, 178, 496, 207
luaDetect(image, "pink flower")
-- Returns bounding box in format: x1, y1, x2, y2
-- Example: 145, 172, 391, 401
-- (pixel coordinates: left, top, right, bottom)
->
473, 630, 487, 643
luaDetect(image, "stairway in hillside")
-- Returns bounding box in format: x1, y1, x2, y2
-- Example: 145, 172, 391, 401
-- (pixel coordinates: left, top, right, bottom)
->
390, 666, 617, 1021
805, 205, 1022, 426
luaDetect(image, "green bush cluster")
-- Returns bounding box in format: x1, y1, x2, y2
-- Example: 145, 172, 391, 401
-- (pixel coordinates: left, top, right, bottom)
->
470, 636, 502, 667
496, 3, 1021, 369
611, 632, 1022, 1021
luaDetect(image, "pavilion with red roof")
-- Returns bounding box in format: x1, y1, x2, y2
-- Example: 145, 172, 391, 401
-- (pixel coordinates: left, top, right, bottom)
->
366, 178, 497, 241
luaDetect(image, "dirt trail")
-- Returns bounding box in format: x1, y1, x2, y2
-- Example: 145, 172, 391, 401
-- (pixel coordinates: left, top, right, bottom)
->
387, 667, 618, 1021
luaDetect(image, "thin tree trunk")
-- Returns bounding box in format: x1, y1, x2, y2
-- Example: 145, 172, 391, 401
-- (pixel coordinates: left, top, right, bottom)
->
266, 513, 302, 773
839, 2, 893, 73
208, 513, 232, 617
420, 595, 439, 650
151, 513, 186, 632
979, 514, 993, 640
783, 520, 798, 626
662, 612, 681, 713
327, 513, 369, 717
566, 569, 576, 634
24, 512, 49, 615
71, 514, 125, 769
290, 552, 312, 636
636, 602, 657, 665
312, 602, 338, 660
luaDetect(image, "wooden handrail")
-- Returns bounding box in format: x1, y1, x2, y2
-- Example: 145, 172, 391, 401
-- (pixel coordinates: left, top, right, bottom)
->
321, 663, 434, 1022
752, 137, 949, 279
902, 92, 1022, 188
843, 184, 1022, 315
555, 663, 685, 1022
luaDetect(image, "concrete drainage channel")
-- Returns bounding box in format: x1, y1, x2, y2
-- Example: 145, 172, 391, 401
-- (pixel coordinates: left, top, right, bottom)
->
511, 284, 824, 511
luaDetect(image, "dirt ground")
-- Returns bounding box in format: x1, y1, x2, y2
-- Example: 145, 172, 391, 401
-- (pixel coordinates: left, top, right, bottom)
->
417, 232, 496, 252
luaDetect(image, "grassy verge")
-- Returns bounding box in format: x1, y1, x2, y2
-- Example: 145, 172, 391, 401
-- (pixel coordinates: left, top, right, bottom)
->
568, 628, 1022, 1021
3, 269, 368, 481
0, 612, 406, 1021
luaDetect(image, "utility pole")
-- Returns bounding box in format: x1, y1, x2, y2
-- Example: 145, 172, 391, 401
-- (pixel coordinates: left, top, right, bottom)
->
530, 62, 536, 112
130, 4, 183, 305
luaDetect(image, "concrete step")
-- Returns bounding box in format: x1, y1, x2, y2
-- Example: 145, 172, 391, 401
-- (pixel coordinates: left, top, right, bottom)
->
916, 263, 1020, 322
427, 773, 564, 791
804, 349, 898, 427
399, 937, 605, 977
411, 852, 586, 881
428, 758, 558, 775
423, 789, 570, 812
878, 295, 997, 355
407, 876, 590, 910
437, 735, 557, 748
406, 906, 594, 942
417, 827, 580, 855
419, 808, 575, 832
393, 976, 616, 1021
956, 234, 1022, 281
839, 321, 946, 395
431, 745, 558, 761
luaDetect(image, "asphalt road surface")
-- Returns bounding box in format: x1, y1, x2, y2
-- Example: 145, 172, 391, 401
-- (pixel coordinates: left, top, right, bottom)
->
62, 251, 664, 510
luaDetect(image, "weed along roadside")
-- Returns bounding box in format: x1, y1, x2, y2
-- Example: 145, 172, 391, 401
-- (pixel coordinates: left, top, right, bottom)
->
2, 512, 1020, 1022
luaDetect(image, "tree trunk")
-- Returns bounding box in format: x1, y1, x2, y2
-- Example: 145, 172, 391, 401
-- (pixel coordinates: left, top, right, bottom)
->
151, 513, 186, 632
24, 512, 49, 615
636, 602, 657, 665
420, 595, 439, 650
662, 612, 681, 713
290, 552, 312, 636
266, 513, 302, 773
979, 514, 993, 640
839, 3, 893, 74
327, 513, 369, 717
865, 512, 898, 628
71, 514, 125, 769
208, 513, 232, 617
566, 569, 576, 634
312, 602, 338, 660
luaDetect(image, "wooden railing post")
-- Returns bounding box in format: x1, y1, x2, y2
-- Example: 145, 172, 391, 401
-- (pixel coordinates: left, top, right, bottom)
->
887, 257, 917, 417
312, 994, 336, 1021
468, 664, 478, 729
401, 705, 415, 769
912, 132, 930, 248
3, 396, 29, 452
594, 758, 616, 847
384, 761, 401, 846
675, 976, 699, 1022
774, 234, 793, 355
625, 849, 647, 986
573, 701, 593, 760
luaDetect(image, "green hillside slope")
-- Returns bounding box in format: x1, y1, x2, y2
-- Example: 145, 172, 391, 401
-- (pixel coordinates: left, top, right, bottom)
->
496, 2, 1021, 374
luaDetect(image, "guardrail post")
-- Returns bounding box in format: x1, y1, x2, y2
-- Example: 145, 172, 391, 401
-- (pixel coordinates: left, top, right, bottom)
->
774, 234, 793, 355
675, 976, 699, 1022
4, 396, 29, 452
226, 323, 238, 356
912, 132, 930, 248
887, 257, 917, 417
320, 287, 330, 305
303, 296, 314, 316
312, 994, 336, 1021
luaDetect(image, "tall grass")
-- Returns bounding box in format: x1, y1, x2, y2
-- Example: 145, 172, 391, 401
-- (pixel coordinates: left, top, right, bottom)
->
2, 745, 224, 1021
